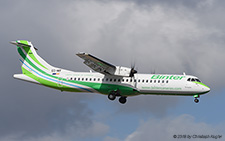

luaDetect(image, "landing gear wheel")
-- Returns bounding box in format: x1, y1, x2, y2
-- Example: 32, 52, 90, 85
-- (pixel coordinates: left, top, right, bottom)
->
119, 96, 127, 104
194, 98, 199, 103
108, 93, 116, 101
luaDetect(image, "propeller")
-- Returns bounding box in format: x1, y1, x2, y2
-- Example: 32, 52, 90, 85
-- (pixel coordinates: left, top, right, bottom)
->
151, 69, 156, 74
129, 63, 137, 77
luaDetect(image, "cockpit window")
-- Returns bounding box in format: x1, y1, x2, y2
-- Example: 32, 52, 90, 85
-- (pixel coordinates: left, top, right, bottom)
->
187, 78, 201, 82
191, 78, 195, 81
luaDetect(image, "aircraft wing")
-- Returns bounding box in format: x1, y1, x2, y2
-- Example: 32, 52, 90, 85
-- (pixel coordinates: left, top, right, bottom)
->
77, 53, 137, 77
76, 53, 116, 75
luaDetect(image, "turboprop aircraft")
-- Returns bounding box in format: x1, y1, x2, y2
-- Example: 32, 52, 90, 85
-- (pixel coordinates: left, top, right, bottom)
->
11, 40, 210, 104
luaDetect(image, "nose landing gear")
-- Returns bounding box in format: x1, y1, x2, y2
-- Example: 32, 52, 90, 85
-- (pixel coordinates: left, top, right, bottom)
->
194, 98, 199, 103
193, 95, 200, 103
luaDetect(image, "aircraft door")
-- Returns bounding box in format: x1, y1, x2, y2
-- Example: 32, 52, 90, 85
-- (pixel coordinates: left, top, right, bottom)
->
57, 77, 63, 87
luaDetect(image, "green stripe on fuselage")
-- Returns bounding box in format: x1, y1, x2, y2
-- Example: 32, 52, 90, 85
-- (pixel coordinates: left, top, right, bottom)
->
192, 81, 209, 88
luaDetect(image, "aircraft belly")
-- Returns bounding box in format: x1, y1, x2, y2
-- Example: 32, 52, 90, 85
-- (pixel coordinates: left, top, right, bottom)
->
139, 89, 197, 95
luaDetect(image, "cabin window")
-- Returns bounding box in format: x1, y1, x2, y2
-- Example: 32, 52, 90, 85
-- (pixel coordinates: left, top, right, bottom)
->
130, 79, 132, 82
82, 78, 84, 81
134, 79, 136, 82
162, 80, 164, 83
154, 80, 156, 83
126, 79, 129, 82
142, 80, 144, 83
114, 79, 116, 82
158, 80, 160, 83
78, 78, 80, 81
146, 80, 148, 83
85, 78, 88, 81
150, 80, 152, 83
110, 79, 112, 82
118, 79, 121, 82
90, 78, 92, 81
166, 80, 169, 83
138, 79, 140, 82
74, 78, 76, 81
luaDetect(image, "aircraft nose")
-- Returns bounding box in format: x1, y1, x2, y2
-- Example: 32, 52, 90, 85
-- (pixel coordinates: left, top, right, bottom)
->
203, 85, 210, 93
206, 86, 210, 92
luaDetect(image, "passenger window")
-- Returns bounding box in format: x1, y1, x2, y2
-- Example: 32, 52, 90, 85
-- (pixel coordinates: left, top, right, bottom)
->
162, 80, 164, 83
142, 80, 144, 83
114, 79, 116, 82
134, 79, 136, 82
154, 80, 156, 83
93, 78, 96, 81
106, 78, 108, 81
166, 80, 168, 83
82, 78, 84, 81
110, 79, 112, 82
74, 78, 76, 80
130, 79, 132, 82
78, 78, 80, 81
150, 80, 152, 83
86, 78, 88, 81
158, 80, 160, 83
146, 80, 148, 83
126, 79, 129, 82
98, 78, 100, 81
90, 78, 92, 81
138, 79, 140, 82
122, 79, 124, 82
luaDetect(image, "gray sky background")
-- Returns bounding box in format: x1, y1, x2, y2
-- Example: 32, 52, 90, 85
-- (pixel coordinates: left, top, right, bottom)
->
1, 0, 225, 140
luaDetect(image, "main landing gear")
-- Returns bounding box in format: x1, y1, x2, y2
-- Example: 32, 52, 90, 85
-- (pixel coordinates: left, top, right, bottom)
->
119, 96, 127, 104
194, 95, 200, 103
108, 90, 127, 104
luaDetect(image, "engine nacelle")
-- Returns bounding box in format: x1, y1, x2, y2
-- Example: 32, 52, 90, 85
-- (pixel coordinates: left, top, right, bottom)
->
113, 66, 132, 77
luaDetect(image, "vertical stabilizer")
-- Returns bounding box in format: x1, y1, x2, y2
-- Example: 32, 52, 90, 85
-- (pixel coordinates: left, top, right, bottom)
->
10, 40, 54, 74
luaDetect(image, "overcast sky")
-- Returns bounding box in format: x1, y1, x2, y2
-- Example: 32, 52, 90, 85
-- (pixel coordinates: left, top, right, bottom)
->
1, 0, 225, 140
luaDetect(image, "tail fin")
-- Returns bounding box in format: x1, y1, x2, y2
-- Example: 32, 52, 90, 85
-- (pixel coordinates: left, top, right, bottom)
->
10, 40, 54, 74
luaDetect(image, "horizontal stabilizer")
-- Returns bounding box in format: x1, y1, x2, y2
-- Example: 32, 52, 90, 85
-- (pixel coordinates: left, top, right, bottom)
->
13, 74, 40, 84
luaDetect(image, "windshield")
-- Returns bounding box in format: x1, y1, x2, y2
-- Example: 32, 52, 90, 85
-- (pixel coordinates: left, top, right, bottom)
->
187, 78, 201, 82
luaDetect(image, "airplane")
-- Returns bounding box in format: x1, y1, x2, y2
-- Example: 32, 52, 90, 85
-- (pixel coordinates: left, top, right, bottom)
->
11, 40, 210, 104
